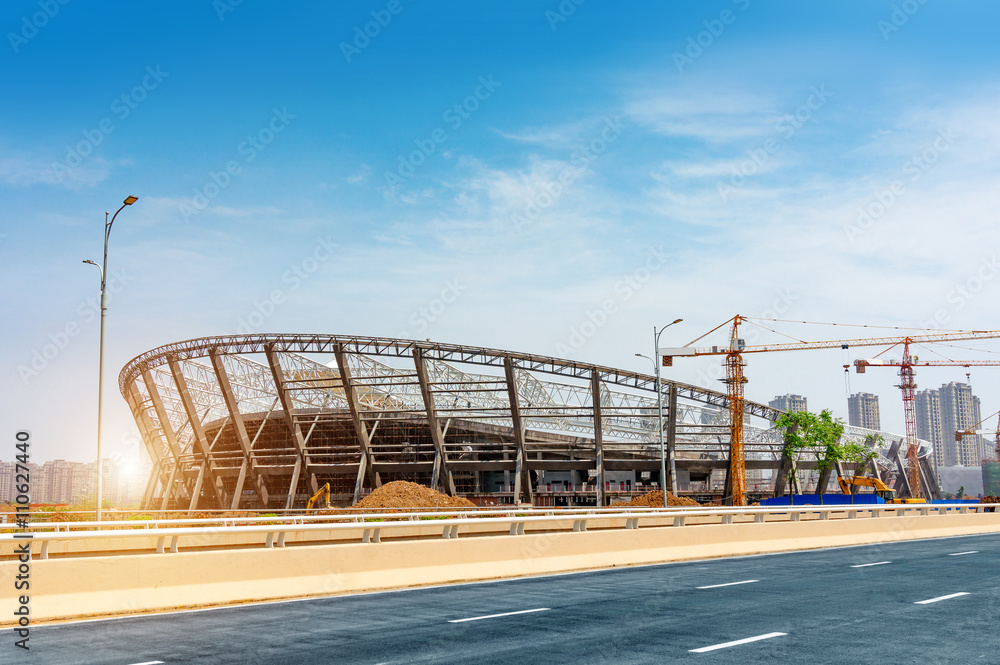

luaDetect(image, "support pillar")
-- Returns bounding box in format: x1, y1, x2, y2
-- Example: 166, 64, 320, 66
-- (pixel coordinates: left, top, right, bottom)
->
188, 466, 206, 511
888, 439, 912, 497
168, 358, 227, 508
919, 456, 940, 500
159, 462, 180, 510
140, 459, 161, 510
210, 350, 270, 509
666, 387, 678, 493
123, 381, 174, 509
142, 370, 191, 500
265, 345, 317, 508
503, 357, 533, 505
333, 344, 380, 501
773, 450, 798, 497
591, 371, 605, 507
413, 348, 456, 496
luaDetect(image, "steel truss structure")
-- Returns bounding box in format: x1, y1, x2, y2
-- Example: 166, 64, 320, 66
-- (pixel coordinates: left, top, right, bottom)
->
119, 334, 931, 509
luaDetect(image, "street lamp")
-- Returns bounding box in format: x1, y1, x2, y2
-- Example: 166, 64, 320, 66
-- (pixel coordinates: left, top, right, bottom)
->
635, 318, 683, 508
83, 195, 138, 521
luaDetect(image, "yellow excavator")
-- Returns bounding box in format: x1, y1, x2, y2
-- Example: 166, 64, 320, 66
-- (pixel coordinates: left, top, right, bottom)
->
838, 475, 925, 503
306, 483, 331, 510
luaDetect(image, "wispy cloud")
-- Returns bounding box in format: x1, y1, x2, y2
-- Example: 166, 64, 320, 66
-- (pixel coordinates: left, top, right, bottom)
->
345, 163, 371, 184
624, 87, 776, 142
492, 117, 612, 148
211, 205, 284, 217
0, 152, 111, 189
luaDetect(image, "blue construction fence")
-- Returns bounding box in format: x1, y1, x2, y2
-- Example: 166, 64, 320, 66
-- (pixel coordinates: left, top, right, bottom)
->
761, 494, 883, 506
761, 495, 985, 506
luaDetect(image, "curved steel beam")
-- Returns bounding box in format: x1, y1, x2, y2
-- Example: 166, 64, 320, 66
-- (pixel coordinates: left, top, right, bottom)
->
119, 334, 781, 421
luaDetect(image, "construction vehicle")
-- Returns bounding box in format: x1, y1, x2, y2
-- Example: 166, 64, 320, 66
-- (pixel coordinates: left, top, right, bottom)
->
661, 316, 1000, 505
837, 474, 897, 502
306, 482, 331, 510
837, 474, 926, 503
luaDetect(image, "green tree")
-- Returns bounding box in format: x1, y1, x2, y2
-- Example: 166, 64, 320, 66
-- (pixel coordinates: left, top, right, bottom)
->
775, 409, 846, 504
839, 437, 881, 503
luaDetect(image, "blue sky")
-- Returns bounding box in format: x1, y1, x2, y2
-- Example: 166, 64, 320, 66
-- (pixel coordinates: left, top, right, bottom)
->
4, 1, 1000, 465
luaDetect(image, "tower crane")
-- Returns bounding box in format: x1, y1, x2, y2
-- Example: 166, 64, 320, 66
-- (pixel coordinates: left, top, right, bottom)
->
662, 315, 1000, 506
954, 408, 1000, 462
857, 356, 1000, 486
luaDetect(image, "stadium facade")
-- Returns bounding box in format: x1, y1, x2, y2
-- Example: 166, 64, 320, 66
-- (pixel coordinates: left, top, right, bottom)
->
118, 334, 939, 509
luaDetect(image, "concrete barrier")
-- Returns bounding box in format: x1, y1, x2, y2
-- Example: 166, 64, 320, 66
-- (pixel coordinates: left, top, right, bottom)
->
4, 512, 999, 625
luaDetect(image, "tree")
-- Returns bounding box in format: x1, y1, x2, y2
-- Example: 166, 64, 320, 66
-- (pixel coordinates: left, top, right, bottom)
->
839, 437, 881, 503
774, 409, 846, 504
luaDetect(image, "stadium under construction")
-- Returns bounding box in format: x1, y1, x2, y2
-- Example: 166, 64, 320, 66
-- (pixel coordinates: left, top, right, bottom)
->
118, 334, 940, 509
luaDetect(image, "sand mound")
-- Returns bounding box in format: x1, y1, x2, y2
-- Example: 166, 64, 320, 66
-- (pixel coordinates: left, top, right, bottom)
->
613, 489, 700, 507
351, 480, 476, 510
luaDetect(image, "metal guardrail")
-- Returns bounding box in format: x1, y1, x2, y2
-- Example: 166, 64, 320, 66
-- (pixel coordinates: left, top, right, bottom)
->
14, 506, 734, 532
3, 503, 995, 561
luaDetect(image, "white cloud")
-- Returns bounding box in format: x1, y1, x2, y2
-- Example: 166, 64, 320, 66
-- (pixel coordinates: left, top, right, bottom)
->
345, 163, 371, 184
492, 117, 613, 148
624, 87, 777, 142
211, 205, 284, 218
0, 152, 111, 189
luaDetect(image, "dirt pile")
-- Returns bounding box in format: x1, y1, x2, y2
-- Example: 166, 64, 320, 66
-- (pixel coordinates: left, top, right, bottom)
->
981, 495, 999, 512
613, 490, 700, 507
351, 481, 476, 510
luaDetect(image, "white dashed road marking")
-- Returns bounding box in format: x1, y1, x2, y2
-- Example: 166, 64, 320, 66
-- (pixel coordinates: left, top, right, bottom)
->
690, 632, 787, 653
914, 592, 970, 605
449, 608, 550, 623
697, 580, 759, 589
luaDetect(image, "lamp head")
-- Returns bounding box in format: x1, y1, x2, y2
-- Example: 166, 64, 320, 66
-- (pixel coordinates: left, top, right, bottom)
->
672, 318, 683, 325
83, 259, 98, 266
123, 195, 138, 205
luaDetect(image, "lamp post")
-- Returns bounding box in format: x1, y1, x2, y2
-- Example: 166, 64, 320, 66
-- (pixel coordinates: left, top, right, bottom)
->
83, 195, 138, 521
636, 318, 683, 508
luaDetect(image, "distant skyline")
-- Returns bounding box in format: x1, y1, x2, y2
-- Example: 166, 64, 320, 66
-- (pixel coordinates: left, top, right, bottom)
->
4, 1, 1000, 464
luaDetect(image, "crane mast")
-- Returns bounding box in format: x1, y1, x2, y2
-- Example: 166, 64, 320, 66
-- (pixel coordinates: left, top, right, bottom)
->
896, 341, 921, 498
725, 317, 748, 505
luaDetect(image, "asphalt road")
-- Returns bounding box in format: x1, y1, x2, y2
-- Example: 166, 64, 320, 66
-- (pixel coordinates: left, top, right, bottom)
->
15, 533, 1000, 664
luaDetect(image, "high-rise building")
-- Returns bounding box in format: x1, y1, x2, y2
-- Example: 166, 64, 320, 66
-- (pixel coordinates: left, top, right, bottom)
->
916, 388, 945, 466
0, 458, 143, 507
0, 462, 14, 502
848, 392, 880, 430
940, 382, 984, 467
917, 382, 987, 469
769, 394, 808, 413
